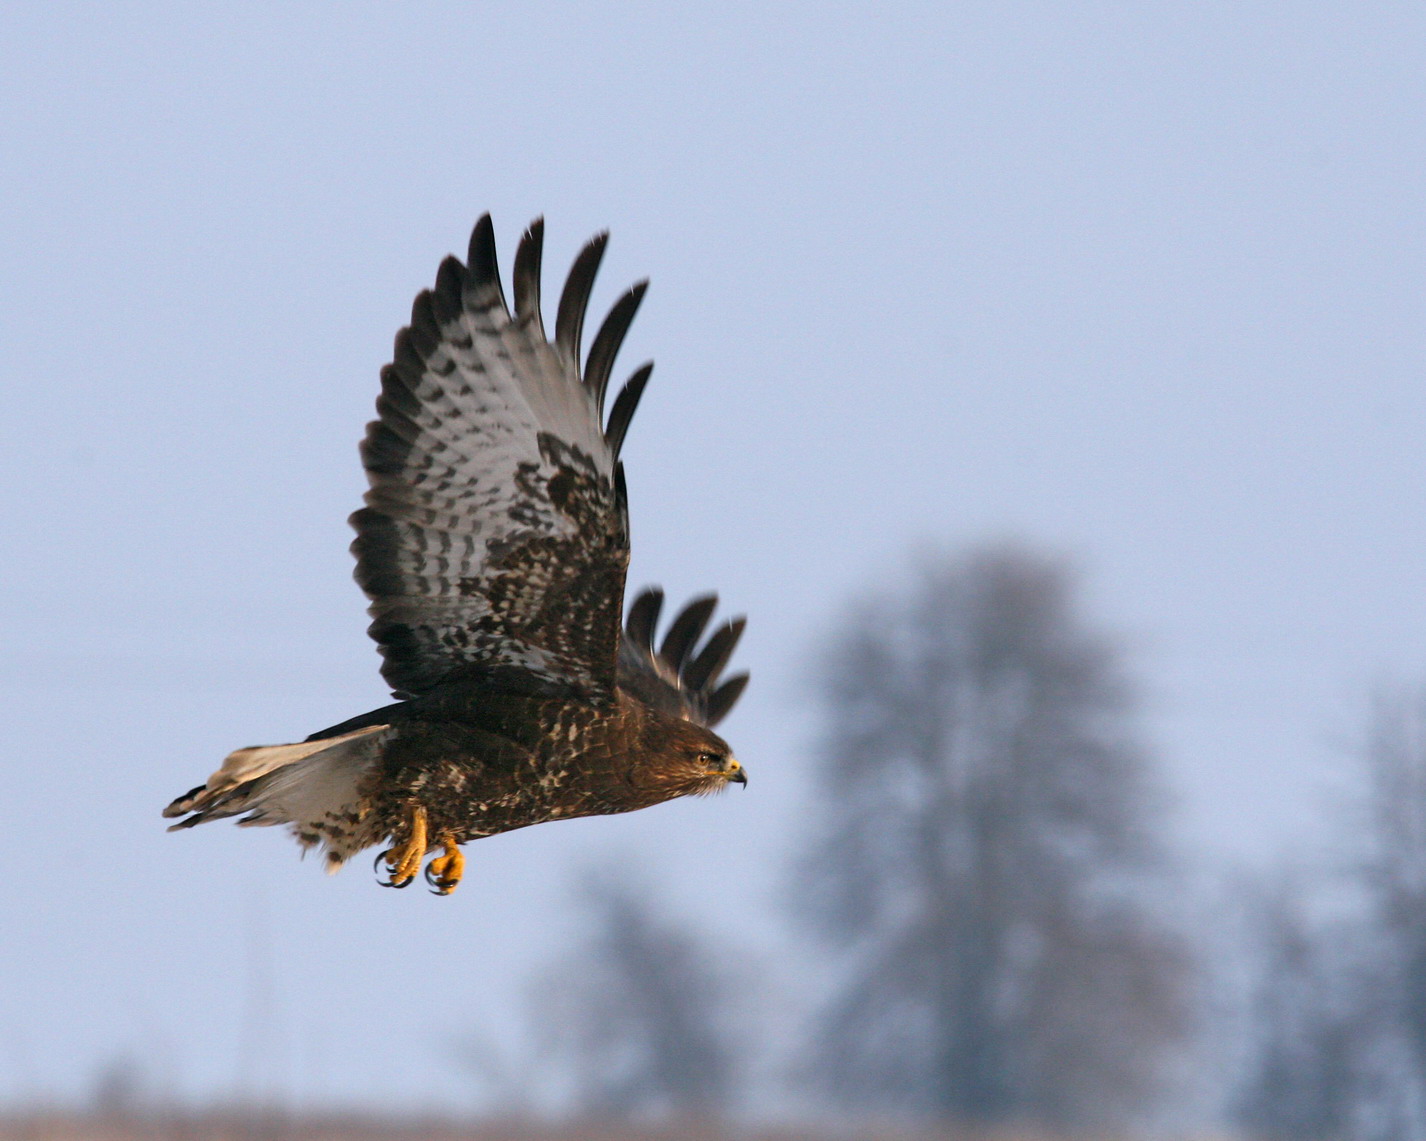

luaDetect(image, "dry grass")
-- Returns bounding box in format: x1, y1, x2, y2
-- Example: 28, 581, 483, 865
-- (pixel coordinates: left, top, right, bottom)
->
0, 1112, 1231, 1141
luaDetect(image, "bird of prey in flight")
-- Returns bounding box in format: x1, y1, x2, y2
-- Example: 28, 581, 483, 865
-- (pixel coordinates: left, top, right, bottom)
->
165, 216, 748, 894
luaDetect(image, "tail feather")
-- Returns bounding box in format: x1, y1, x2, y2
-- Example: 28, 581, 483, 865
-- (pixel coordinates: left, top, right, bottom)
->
163, 725, 391, 865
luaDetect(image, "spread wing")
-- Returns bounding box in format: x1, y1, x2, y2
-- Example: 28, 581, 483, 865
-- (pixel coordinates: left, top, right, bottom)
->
351, 216, 652, 700
618, 588, 750, 727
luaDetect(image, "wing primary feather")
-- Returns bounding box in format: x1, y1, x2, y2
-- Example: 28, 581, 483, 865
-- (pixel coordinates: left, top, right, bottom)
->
683, 617, 746, 693
705, 672, 750, 726
660, 595, 718, 671
625, 587, 664, 653
432, 257, 468, 325
584, 281, 648, 415
554, 231, 609, 373
466, 214, 508, 315
391, 329, 426, 388
604, 362, 652, 459
408, 291, 440, 357
513, 218, 545, 332
614, 461, 630, 534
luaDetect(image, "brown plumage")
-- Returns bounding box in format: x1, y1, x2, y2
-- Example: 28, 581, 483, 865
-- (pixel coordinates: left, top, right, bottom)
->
163, 216, 748, 893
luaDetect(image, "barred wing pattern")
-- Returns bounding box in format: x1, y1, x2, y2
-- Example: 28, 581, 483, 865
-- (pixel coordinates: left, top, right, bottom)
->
351, 216, 652, 700
618, 588, 750, 727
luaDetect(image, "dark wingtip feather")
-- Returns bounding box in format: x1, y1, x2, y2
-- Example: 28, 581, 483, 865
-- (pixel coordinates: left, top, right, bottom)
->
584, 280, 648, 415
660, 595, 719, 671
467, 214, 507, 313
684, 617, 746, 693
408, 290, 440, 357
162, 785, 207, 819
706, 672, 750, 726
513, 217, 545, 330
554, 231, 609, 371
625, 587, 665, 653
391, 328, 425, 387
432, 257, 468, 325
605, 362, 652, 459
613, 461, 630, 536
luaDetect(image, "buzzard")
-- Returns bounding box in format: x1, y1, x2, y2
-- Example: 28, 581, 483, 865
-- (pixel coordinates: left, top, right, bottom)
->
164, 216, 748, 894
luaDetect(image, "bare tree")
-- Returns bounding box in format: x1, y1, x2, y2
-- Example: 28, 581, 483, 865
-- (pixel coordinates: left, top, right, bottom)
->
1232, 877, 1360, 1140
1359, 686, 1426, 1094
1234, 686, 1426, 1141
793, 546, 1189, 1130
534, 873, 739, 1122
1337, 685, 1426, 1139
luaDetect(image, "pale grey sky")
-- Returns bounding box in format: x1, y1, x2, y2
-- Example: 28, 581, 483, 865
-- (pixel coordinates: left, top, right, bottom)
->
2, 0, 1424, 1117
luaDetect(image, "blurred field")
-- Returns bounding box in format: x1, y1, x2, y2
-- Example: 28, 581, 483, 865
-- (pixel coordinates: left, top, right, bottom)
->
0, 1111, 1212, 1141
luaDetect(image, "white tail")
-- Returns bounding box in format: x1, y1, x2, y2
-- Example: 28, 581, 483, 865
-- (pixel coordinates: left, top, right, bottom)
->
164, 724, 392, 867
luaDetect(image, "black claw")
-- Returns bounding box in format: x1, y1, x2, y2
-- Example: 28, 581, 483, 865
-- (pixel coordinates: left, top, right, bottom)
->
373, 848, 414, 889
424, 862, 455, 896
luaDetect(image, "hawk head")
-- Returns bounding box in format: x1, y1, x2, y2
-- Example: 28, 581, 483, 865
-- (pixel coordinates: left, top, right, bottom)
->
637, 714, 746, 799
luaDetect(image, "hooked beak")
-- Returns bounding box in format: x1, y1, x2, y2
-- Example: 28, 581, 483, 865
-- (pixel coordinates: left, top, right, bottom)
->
727, 760, 748, 787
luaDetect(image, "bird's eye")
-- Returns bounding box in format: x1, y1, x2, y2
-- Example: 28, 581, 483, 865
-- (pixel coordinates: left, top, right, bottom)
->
697, 751, 722, 768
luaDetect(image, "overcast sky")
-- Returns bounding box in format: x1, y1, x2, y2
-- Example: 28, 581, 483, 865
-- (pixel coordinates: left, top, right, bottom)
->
2, 0, 1424, 1118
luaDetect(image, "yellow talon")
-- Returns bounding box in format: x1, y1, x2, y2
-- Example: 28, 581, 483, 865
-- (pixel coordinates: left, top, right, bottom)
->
378, 804, 428, 888
425, 834, 464, 896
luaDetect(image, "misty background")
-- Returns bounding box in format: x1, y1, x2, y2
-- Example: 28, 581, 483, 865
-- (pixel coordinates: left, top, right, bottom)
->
3, 2, 1425, 1135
